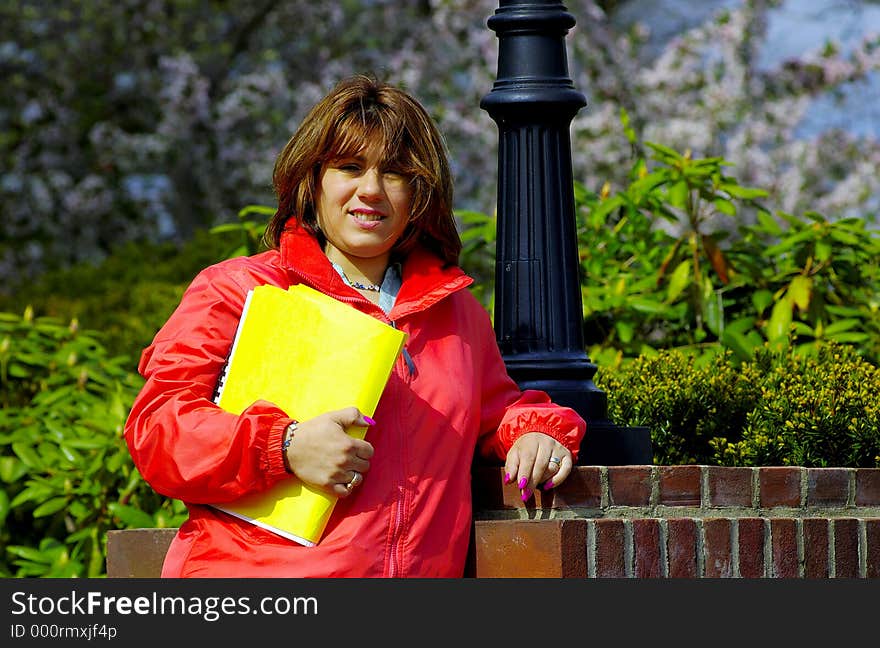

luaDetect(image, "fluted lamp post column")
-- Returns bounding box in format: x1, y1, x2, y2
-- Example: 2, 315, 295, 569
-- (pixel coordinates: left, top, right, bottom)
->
481, 0, 652, 464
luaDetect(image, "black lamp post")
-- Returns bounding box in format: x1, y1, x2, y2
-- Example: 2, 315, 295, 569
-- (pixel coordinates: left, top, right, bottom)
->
481, 0, 652, 464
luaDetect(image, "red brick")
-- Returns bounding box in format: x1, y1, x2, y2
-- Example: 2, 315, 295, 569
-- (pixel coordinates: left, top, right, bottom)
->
738, 518, 766, 578
471, 466, 519, 511
608, 466, 653, 506
472, 465, 588, 512
659, 465, 702, 506
632, 519, 662, 578
667, 518, 698, 578
106, 528, 176, 578
770, 518, 799, 578
803, 518, 829, 579
759, 467, 802, 507
866, 519, 880, 579
703, 518, 733, 578
472, 519, 587, 578
855, 469, 880, 506
805, 468, 849, 506
707, 467, 753, 507
833, 518, 860, 578
594, 519, 627, 578
540, 466, 602, 509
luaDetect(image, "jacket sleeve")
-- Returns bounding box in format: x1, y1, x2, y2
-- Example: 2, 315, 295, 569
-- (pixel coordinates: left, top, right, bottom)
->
467, 298, 586, 463
123, 264, 292, 505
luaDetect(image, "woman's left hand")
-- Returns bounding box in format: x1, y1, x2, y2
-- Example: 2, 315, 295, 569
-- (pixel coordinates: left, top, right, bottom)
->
504, 432, 573, 502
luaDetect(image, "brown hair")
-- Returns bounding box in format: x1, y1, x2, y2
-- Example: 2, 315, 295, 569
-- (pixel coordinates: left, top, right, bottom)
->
265, 74, 461, 266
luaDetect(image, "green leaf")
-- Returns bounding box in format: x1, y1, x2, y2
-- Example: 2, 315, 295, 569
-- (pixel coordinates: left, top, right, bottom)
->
713, 198, 736, 216
829, 228, 860, 246
791, 321, 815, 336
630, 297, 667, 314
721, 329, 756, 361
826, 332, 870, 343
11, 442, 42, 468
726, 316, 756, 335
787, 275, 812, 312
666, 260, 691, 302
0, 488, 9, 526
752, 289, 774, 314
825, 305, 864, 317
237, 204, 275, 217
755, 211, 782, 236
8, 363, 30, 378
823, 319, 862, 334
108, 502, 158, 528
704, 287, 724, 337
815, 240, 832, 262
208, 223, 245, 234
5, 545, 53, 563
33, 496, 70, 518
719, 183, 768, 199
10, 483, 54, 507
67, 500, 89, 520
767, 297, 793, 342
589, 195, 624, 226
668, 180, 688, 208
645, 141, 684, 162
0, 456, 27, 483
627, 172, 669, 200
63, 438, 109, 450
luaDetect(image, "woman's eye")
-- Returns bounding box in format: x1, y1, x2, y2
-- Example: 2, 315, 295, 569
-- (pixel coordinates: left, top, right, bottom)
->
383, 169, 407, 181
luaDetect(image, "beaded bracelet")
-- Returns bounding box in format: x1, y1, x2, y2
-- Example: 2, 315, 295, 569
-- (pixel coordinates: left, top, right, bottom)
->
281, 421, 298, 472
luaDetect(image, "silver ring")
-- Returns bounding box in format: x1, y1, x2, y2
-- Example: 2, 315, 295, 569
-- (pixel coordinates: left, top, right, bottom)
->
549, 456, 562, 466
345, 470, 362, 491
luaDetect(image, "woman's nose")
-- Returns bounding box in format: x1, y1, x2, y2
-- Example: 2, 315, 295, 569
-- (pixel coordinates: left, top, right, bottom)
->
357, 168, 384, 198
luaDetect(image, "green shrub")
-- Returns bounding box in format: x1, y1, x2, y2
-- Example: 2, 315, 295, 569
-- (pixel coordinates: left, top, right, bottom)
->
714, 343, 880, 467
596, 349, 763, 465
0, 229, 234, 360
596, 341, 880, 468
0, 309, 185, 577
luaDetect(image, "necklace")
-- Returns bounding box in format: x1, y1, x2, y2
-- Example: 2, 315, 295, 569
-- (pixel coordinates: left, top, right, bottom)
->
350, 280, 381, 293
340, 269, 382, 292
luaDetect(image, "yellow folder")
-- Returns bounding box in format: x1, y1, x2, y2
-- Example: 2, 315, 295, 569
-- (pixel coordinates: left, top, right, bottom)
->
211, 283, 406, 546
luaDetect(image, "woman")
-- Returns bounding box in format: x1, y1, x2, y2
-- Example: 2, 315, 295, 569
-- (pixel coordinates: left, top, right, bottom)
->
124, 74, 586, 577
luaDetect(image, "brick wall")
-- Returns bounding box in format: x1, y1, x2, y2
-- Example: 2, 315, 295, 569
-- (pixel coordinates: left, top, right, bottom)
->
471, 465, 880, 578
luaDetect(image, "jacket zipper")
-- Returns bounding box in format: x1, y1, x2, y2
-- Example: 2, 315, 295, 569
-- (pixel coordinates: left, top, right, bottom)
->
388, 321, 415, 578
387, 350, 412, 578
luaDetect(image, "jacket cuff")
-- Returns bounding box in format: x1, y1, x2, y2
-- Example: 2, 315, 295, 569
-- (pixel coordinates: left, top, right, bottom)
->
505, 412, 583, 463
264, 416, 296, 480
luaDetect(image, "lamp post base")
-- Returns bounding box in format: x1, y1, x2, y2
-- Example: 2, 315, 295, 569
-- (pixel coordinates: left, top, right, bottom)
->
503, 357, 653, 465
577, 421, 653, 466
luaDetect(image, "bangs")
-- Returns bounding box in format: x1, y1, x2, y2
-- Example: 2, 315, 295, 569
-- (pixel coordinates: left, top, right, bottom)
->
322, 108, 417, 173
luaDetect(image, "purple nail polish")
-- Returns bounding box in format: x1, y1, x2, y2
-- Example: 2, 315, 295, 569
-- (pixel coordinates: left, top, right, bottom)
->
363, 416, 376, 425
504, 472, 511, 484
517, 477, 527, 489
521, 488, 532, 502
543, 481, 554, 491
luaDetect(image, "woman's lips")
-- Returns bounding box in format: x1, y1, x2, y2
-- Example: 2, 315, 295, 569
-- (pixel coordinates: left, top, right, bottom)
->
350, 210, 385, 230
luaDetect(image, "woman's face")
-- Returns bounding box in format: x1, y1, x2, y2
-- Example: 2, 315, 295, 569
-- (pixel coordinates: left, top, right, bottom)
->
316, 143, 413, 266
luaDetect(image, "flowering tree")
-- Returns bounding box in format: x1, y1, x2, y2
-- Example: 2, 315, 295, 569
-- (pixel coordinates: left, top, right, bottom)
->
2, 0, 877, 290
569, 0, 880, 223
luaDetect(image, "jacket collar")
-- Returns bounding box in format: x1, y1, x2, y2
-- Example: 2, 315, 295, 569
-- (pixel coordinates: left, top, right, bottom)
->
279, 224, 473, 319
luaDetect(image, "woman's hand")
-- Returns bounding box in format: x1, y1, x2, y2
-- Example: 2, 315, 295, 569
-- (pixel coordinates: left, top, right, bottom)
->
284, 406, 375, 498
504, 432, 573, 502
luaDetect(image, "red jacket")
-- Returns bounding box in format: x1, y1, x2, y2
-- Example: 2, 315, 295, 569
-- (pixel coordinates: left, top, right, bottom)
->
124, 225, 586, 577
